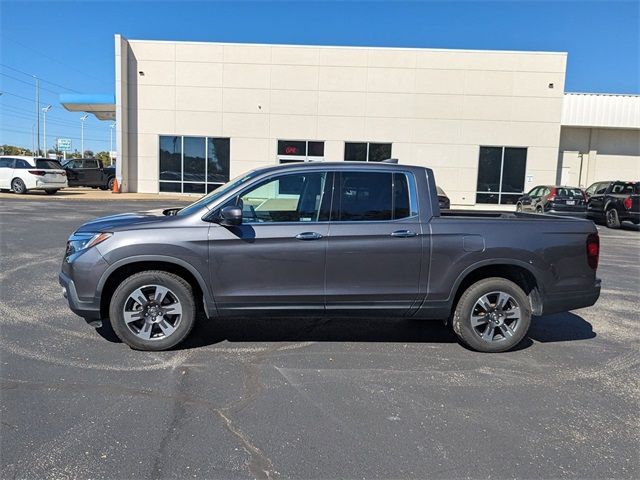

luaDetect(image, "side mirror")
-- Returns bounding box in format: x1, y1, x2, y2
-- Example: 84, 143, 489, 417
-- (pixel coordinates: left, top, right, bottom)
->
218, 206, 242, 226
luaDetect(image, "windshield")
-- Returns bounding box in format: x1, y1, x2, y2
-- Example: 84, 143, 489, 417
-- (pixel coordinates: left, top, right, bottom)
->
176, 171, 260, 216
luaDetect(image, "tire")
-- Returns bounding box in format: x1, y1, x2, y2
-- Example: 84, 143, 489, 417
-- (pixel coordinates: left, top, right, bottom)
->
605, 208, 621, 229
11, 178, 27, 194
452, 277, 531, 353
44, 189, 59, 195
515, 203, 523, 212
106, 177, 115, 191
535, 206, 543, 214
109, 270, 196, 351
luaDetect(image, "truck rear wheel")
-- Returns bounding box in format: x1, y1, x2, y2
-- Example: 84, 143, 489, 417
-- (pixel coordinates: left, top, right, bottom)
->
109, 270, 196, 351
605, 208, 621, 229
452, 277, 531, 353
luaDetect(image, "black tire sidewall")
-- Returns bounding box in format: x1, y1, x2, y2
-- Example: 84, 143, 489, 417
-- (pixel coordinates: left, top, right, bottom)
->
109, 271, 196, 351
452, 277, 531, 353
107, 178, 115, 190
45, 189, 58, 195
606, 208, 620, 228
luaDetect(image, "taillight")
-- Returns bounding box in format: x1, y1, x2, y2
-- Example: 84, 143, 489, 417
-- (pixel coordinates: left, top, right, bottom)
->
547, 187, 557, 201
586, 233, 599, 270
623, 197, 632, 210
28, 170, 46, 176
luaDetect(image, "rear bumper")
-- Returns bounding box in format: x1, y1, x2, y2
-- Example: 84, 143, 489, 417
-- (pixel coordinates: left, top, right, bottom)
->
33, 181, 68, 190
541, 279, 601, 316
59, 271, 101, 319
546, 209, 587, 218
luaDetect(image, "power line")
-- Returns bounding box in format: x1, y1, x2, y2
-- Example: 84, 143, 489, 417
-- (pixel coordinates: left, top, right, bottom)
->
1, 37, 107, 85
0, 126, 109, 144
0, 72, 61, 96
0, 63, 81, 93
1, 103, 110, 131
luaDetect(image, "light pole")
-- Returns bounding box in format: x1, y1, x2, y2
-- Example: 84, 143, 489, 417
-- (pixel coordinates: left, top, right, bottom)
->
42, 105, 52, 156
80, 113, 88, 156
109, 123, 116, 161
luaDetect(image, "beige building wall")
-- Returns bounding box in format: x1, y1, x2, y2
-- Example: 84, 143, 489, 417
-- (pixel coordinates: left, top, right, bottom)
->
559, 127, 640, 187
120, 38, 566, 204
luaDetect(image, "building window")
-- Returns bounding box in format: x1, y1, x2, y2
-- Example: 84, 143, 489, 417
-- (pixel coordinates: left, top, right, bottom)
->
476, 146, 527, 205
159, 135, 230, 194
277, 140, 324, 163
344, 142, 392, 162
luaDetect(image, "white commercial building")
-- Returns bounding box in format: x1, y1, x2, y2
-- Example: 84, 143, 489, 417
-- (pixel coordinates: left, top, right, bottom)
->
62, 35, 639, 205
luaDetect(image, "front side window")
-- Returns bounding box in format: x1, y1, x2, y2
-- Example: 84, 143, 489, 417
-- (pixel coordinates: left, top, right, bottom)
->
159, 135, 230, 194
0, 158, 15, 168
236, 172, 330, 223
277, 140, 324, 163
476, 146, 527, 204
344, 142, 392, 162
334, 171, 416, 221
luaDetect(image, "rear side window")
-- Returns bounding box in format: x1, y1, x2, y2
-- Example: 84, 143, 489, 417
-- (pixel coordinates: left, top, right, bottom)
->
610, 182, 635, 195
334, 171, 416, 221
35, 159, 62, 169
85, 159, 99, 168
0, 158, 15, 168
15, 160, 31, 169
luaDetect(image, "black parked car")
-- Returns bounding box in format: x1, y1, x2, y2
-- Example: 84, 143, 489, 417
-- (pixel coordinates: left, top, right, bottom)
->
585, 180, 640, 228
516, 185, 587, 217
436, 186, 450, 209
62, 158, 116, 190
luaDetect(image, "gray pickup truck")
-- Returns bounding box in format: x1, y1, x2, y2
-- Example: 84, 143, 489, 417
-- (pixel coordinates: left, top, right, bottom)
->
60, 161, 601, 352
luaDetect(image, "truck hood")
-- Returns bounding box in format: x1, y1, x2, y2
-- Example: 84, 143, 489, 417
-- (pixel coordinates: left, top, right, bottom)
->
74, 208, 176, 233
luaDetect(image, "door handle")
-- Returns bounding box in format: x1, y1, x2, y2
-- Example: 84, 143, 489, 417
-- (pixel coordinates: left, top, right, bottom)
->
295, 232, 323, 240
390, 230, 417, 238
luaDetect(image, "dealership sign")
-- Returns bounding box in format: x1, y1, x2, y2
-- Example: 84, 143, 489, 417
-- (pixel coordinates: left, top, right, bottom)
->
57, 138, 72, 152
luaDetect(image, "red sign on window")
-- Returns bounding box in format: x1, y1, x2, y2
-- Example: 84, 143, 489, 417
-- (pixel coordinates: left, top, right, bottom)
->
285, 146, 299, 155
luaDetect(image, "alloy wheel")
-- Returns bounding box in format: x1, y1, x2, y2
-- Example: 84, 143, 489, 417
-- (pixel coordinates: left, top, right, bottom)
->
122, 284, 183, 341
470, 291, 521, 343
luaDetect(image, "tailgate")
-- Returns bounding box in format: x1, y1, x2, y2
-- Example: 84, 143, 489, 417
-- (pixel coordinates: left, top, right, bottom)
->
40, 169, 67, 183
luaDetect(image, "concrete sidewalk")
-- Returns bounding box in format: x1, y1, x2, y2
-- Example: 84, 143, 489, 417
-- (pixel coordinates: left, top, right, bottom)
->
0, 187, 194, 202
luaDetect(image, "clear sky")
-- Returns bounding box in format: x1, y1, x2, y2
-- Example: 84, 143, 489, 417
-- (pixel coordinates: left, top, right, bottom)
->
1, 0, 638, 153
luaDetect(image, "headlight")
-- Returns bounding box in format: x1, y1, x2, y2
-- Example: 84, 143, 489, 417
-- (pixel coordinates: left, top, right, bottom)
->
65, 232, 112, 257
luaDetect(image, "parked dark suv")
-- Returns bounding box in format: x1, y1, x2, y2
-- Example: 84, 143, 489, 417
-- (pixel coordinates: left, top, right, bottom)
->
585, 180, 640, 228
516, 185, 587, 217
60, 162, 601, 353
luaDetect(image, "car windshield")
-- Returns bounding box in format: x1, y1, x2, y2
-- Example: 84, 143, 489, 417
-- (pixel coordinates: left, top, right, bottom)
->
176, 170, 260, 216
36, 159, 62, 169
557, 188, 583, 197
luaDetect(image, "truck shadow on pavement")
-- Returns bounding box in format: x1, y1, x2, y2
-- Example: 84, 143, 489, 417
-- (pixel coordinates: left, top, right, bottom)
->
92, 311, 595, 351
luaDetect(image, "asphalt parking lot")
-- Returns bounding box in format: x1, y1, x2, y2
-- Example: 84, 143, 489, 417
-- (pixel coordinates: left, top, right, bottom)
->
1, 198, 638, 479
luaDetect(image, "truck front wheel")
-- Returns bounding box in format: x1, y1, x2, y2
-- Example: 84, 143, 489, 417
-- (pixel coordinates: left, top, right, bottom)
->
109, 270, 196, 351
452, 277, 531, 353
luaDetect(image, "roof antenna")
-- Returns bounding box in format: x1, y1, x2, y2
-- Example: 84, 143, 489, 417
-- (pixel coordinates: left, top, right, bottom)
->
382, 158, 398, 164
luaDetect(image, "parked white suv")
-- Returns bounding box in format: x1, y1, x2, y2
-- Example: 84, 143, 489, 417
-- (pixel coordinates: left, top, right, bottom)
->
0, 156, 68, 195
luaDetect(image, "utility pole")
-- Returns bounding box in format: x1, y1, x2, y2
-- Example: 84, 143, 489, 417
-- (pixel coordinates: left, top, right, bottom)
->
35, 76, 40, 155
80, 113, 89, 156
31, 123, 35, 154
42, 105, 52, 157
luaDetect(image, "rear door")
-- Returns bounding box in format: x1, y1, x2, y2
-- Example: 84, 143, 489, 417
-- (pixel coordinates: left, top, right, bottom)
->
83, 159, 101, 186
521, 186, 541, 211
552, 187, 586, 212
324, 170, 423, 314
0, 158, 16, 188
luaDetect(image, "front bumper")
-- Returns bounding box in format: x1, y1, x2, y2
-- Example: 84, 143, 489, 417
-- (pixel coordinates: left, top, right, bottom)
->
59, 271, 101, 319
541, 278, 601, 316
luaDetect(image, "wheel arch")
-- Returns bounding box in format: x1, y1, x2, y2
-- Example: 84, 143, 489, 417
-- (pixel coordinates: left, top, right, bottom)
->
97, 256, 217, 320
450, 260, 543, 318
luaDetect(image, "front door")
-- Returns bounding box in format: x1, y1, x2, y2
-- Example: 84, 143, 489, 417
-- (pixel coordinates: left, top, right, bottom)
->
208, 170, 332, 312
325, 170, 423, 314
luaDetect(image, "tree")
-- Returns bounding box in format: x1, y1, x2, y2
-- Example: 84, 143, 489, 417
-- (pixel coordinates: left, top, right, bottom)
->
0, 144, 32, 156
95, 151, 111, 166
